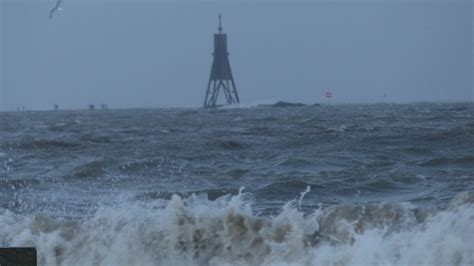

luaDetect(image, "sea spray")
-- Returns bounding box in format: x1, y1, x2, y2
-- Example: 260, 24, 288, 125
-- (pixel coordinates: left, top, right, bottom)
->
298, 186, 311, 209
0, 191, 472, 266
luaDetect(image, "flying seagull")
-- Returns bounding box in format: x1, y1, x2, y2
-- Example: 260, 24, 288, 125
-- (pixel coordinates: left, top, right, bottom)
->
49, 0, 62, 19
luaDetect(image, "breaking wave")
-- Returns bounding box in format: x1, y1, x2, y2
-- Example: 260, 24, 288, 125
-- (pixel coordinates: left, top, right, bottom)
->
0, 190, 473, 266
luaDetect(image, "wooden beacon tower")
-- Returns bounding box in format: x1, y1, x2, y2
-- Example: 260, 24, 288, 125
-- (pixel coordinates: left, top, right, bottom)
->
204, 14, 240, 108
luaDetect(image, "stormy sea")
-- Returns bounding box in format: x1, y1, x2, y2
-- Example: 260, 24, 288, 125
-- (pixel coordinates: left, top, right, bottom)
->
0, 102, 473, 265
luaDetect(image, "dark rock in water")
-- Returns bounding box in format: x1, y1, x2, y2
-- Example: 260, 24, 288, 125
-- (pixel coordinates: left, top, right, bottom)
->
259, 101, 307, 108
312, 103, 321, 106
273, 101, 306, 107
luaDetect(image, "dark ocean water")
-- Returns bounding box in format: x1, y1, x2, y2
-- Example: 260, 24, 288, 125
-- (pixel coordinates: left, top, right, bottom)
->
1, 103, 473, 265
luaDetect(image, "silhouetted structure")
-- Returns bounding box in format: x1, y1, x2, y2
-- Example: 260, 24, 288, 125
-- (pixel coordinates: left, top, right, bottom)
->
54, 104, 59, 111
89, 104, 95, 111
204, 14, 240, 108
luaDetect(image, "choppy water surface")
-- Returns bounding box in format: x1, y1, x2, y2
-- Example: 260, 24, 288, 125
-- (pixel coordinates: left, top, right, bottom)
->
1, 103, 473, 265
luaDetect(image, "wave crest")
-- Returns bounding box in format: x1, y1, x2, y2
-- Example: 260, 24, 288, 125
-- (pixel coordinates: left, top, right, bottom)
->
0, 192, 473, 266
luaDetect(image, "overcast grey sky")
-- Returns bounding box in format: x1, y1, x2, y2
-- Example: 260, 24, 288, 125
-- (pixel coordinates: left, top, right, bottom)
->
1, 0, 472, 110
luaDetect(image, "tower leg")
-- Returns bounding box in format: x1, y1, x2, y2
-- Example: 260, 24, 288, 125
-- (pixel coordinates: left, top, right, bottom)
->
221, 81, 232, 104
204, 79, 212, 107
204, 78, 239, 108
225, 80, 236, 104
230, 78, 240, 103
210, 81, 220, 107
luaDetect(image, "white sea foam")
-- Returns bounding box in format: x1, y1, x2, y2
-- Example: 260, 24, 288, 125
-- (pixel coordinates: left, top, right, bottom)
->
0, 192, 473, 266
